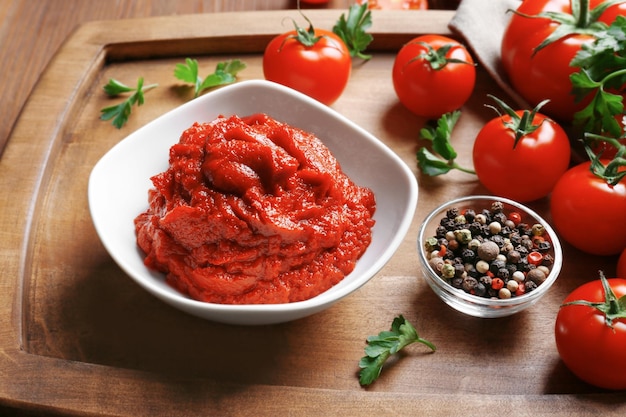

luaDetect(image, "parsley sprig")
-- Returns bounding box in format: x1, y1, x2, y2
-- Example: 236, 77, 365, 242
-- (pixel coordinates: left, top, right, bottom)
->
100, 77, 158, 129
174, 58, 246, 98
571, 15, 626, 137
417, 110, 475, 176
359, 315, 436, 386
333, 2, 374, 60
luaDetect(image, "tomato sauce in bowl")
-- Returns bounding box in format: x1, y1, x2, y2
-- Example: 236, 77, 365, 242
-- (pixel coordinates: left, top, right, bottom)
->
134, 113, 376, 305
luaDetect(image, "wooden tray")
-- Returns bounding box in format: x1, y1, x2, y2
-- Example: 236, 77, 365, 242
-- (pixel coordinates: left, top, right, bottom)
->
1, 9, 622, 416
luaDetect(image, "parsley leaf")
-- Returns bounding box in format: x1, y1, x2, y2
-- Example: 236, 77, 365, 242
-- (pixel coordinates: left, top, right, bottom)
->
333, 2, 374, 60
100, 77, 158, 129
416, 111, 475, 176
571, 15, 626, 137
174, 58, 247, 98
359, 315, 436, 386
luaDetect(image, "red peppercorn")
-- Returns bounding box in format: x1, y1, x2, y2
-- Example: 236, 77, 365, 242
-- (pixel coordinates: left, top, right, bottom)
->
509, 211, 522, 226
491, 277, 504, 290
527, 251, 543, 266
515, 282, 526, 296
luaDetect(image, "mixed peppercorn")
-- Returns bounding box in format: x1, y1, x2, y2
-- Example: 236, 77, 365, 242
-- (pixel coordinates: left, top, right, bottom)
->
423, 201, 554, 299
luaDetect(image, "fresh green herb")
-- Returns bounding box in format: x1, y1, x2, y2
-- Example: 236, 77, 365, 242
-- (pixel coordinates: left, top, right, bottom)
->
359, 315, 436, 386
333, 2, 374, 60
571, 15, 626, 138
174, 58, 246, 98
417, 110, 475, 176
100, 77, 158, 129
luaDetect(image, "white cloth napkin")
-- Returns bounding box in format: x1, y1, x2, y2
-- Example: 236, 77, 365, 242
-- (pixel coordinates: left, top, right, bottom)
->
448, 0, 530, 108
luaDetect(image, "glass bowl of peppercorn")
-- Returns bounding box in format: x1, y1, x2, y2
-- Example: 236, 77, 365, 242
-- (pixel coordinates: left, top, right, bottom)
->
417, 195, 562, 318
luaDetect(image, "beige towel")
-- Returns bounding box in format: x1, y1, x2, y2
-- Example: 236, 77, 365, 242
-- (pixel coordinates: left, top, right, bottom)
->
448, 0, 530, 108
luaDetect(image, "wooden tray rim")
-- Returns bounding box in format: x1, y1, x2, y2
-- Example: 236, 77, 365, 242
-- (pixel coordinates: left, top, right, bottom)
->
0, 9, 623, 416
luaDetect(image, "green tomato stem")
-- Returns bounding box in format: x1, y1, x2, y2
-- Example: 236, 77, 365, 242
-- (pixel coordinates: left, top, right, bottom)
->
561, 271, 626, 329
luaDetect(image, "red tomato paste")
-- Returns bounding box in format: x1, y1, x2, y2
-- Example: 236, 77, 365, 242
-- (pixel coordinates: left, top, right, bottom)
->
134, 114, 376, 304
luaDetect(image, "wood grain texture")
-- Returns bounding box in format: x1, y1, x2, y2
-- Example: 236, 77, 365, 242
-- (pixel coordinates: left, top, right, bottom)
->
0, 6, 624, 417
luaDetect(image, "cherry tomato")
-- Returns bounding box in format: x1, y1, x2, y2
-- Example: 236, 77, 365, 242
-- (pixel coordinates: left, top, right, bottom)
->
357, 0, 428, 9
263, 28, 351, 105
472, 103, 571, 202
501, 0, 626, 122
550, 160, 626, 255
392, 35, 476, 119
618, 248, 626, 278
555, 275, 626, 390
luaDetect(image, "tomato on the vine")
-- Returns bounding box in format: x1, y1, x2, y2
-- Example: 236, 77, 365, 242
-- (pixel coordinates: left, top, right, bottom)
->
555, 273, 626, 390
263, 24, 351, 105
472, 97, 571, 202
501, 0, 626, 122
550, 160, 626, 255
392, 34, 476, 119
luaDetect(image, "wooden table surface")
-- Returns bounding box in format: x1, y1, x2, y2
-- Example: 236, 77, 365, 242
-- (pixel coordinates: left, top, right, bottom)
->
0, 0, 457, 154
1, 1, 622, 416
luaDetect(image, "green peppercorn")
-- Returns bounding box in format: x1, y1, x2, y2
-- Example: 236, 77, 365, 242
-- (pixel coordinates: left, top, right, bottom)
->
454, 228, 472, 244
454, 214, 467, 224
441, 263, 455, 279
424, 237, 439, 252
468, 238, 481, 251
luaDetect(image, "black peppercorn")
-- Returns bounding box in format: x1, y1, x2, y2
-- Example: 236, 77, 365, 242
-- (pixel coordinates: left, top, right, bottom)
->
493, 212, 507, 224
446, 207, 460, 219
474, 282, 487, 297
497, 268, 510, 280
537, 240, 552, 252
490, 259, 506, 274
462, 276, 479, 292
479, 275, 492, 287
461, 248, 476, 263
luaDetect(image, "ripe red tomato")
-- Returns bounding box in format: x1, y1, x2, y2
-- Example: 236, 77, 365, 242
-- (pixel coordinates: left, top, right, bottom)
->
392, 35, 476, 119
555, 275, 626, 390
472, 104, 571, 202
263, 28, 351, 105
550, 160, 626, 255
501, 0, 626, 122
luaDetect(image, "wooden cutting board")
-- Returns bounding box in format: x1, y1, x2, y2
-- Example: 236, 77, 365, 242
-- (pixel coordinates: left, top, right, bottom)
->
0, 9, 621, 416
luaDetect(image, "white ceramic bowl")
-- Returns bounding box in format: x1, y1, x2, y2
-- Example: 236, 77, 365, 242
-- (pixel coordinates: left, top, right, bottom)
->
89, 80, 418, 325
417, 196, 562, 318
